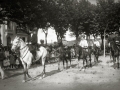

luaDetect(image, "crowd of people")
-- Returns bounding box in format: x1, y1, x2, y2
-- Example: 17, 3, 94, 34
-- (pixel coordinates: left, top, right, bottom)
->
0, 46, 22, 70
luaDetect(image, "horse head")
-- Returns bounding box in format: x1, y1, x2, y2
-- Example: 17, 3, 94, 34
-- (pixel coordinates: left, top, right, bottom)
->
11, 36, 21, 52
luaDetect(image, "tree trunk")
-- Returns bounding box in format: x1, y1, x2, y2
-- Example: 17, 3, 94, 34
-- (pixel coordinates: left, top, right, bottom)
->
104, 30, 106, 57
101, 33, 104, 50
75, 32, 79, 45
45, 33, 47, 45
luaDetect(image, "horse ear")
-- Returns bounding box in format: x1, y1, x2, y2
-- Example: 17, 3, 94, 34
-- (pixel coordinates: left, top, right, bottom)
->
15, 36, 18, 38
16, 36, 20, 39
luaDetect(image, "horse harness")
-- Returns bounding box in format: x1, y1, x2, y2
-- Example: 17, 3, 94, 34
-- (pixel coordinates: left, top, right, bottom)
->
16, 39, 29, 60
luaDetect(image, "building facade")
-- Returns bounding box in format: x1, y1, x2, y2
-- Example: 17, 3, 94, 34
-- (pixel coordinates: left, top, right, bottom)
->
0, 21, 28, 47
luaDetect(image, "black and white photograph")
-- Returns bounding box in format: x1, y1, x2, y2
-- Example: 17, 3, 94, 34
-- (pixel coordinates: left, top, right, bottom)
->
0, 0, 120, 90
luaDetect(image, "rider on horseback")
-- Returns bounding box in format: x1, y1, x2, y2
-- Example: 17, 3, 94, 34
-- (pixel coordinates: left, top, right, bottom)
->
79, 34, 88, 54
29, 28, 38, 60
93, 37, 101, 49
39, 39, 45, 47
114, 32, 120, 50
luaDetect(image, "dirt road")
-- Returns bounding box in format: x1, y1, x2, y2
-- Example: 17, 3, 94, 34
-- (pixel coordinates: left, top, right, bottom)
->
0, 55, 120, 90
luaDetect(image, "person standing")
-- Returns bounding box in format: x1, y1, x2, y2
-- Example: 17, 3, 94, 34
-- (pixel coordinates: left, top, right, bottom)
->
9, 52, 15, 69
0, 48, 6, 79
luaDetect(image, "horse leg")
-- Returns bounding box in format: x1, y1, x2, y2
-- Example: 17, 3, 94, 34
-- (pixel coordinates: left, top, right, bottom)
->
69, 57, 72, 68
39, 57, 46, 79
83, 59, 85, 69
0, 66, 5, 79
77, 56, 80, 68
42, 57, 46, 78
89, 55, 92, 67
22, 62, 27, 82
96, 56, 98, 63
117, 56, 119, 69
63, 59, 65, 70
85, 58, 88, 68
94, 54, 96, 63
26, 63, 32, 78
66, 58, 68, 69
58, 58, 60, 71
113, 57, 116, 69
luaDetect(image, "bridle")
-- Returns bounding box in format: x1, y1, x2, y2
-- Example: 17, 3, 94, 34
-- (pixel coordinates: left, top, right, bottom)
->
13, 38, 29, 59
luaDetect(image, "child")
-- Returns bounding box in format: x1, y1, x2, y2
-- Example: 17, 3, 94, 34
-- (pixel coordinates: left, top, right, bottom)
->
9, 53, 16, 69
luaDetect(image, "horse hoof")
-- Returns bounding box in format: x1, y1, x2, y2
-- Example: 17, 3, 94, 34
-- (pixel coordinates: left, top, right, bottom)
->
39, 77, 43, 80
82, 68, 85, 72
22, 80, 26, 83
79, 68, 82, 71
43, 74, 45, 78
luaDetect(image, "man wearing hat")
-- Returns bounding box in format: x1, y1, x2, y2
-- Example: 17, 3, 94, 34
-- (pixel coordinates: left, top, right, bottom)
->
29, 27, 38, 60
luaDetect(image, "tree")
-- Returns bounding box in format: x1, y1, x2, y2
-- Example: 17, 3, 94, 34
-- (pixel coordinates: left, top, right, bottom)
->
48, 0, 70, 44
67, 0, 95, 44
95, 0, 120, 57
0, 0, 52, 32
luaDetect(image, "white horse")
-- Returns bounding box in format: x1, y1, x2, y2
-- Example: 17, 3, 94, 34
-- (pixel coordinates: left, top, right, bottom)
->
11, 36, 47, 82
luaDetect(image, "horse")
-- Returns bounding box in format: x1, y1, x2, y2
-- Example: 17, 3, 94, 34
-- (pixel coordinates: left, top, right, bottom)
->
11, 36, 47, 82
64, 46, 72, 68
75, 44, 93, 70
93, 44, 100, 63
70, 46, 75, 58
108, 38, 120, 69
55, 45, 71, 70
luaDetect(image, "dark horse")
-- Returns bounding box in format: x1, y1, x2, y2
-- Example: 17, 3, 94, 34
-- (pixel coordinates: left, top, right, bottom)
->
56, 45, 71, 70
93, 44, 100, 63
75, 45, 92, 69
109, 38, 120, 69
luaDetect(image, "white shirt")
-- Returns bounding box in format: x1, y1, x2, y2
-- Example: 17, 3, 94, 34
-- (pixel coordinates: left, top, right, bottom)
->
94, 41, 100, 47
79, 39, 88, 48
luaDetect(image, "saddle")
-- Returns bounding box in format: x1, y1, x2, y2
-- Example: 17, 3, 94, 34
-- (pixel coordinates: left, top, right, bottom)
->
28, 44, 39, 60
28, 44, 39, 52
82, 47, 88, 52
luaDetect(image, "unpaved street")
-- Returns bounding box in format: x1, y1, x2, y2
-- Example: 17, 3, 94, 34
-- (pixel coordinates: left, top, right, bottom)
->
0, 55, 120, 90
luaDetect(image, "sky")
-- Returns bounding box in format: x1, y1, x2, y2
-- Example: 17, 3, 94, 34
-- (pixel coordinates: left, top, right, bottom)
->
88, 0, 119, 5
88, 0, 97, 5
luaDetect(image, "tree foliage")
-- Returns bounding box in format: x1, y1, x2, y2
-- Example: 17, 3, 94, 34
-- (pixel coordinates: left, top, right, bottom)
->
0, 0, 120, 43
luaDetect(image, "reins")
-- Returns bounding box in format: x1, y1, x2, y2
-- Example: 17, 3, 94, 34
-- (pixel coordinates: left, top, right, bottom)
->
18, 39, 29, 60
